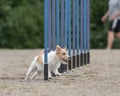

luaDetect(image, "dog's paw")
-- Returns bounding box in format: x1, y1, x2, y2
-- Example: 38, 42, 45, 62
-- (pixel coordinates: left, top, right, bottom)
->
48, 77, 52, 79
56, 73, 61, 76
51, 72, 56, 77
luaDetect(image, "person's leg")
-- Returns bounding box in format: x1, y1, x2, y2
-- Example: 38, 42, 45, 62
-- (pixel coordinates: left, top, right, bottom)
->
116, 32, 120, 39
106, 31, 115, 49
114, 19, 120, 40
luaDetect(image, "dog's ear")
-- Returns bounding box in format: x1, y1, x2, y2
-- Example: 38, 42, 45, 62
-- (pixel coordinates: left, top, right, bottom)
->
56, 45, 61, 53
64, 46, 67, 51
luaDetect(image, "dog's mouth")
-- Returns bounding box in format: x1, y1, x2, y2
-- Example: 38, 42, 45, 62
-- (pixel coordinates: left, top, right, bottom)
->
62, 59, 68, 63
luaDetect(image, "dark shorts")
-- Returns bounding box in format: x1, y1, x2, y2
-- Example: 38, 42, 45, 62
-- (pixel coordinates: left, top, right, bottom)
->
109, 20, 120, 33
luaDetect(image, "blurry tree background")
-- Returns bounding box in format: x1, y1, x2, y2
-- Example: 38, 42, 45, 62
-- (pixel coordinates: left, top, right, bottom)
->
0, 0, 44, 48
0, 0, 120, 49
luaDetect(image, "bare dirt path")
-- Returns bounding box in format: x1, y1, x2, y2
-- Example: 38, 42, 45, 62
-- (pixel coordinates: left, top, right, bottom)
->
0, 49, 120, 96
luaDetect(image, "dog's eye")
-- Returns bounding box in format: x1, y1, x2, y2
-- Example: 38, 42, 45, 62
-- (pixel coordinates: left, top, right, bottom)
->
62, 53, 65, 55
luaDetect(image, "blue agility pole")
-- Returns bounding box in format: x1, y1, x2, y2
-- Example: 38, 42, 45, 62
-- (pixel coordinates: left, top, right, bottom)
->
83, 0, 87, 65
44, 0, 48, 80
66, 0, 71, 71
68, 0, 71, 57
72, 0, 76, 69
61, 0, 65, 48
64, 0, 68, 50
52, 0, 56, 50
87, 0, 90, 64
86, 0, 88, 64
56, 0, 60, 45
63, 0, 69, 72
48, 0, 52, 50
76, 0, 80, 67
58, 0, 65, 73
68, 0, 72, 70
88, 0, 90, 64
80, 0, 84, 66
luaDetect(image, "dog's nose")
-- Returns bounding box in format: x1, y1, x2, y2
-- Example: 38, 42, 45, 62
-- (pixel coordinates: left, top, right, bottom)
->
62, 58, 68, 62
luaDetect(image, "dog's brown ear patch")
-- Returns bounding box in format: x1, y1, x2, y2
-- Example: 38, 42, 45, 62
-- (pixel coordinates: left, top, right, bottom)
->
64, 46, 67, 51
37, 50, 44, 64
56, 45, 61, 53
64, 47, 67, 51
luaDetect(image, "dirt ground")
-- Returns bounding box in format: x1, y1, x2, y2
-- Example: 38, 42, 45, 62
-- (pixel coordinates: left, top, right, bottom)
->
0, 49, 120, 96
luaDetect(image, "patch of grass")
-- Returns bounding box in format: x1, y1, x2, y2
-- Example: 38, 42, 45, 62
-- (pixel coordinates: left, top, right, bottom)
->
117, 65, 120, 68
0, 85, 9, 90
22, 64, 28, 67
83, 71, 91, 75
83, 71, 98, 75
19, 86, 31, 93
66, 75, 80, 78
93, 76, 104, 81
62, 80, 71, 85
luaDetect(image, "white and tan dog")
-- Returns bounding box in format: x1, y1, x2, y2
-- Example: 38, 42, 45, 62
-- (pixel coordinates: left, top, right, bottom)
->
25, 45, 68, 80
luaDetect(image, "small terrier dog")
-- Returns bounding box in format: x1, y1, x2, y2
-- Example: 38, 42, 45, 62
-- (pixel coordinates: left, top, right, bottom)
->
25, 45, 69, 80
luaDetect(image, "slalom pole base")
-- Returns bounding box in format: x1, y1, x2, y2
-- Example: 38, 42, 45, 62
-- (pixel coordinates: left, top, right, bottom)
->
80, 53, 84, 66
77, 55, 80, 67
84, 53, 87, 65
72, 55, 76, 69
68, 57, 72, 70
44, 64, 48, 80
87, 52, 90, 64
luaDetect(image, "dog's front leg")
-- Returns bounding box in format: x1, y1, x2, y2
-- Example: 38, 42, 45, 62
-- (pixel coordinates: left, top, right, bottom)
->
48, 68, 52, 79
25, 64, 34, 80
30, 71, 38, 80
53, 67, 61, 76
54, 62, 61, 76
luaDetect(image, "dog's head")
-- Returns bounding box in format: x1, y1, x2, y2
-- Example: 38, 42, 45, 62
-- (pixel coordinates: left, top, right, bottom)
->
55, 45, 69, 64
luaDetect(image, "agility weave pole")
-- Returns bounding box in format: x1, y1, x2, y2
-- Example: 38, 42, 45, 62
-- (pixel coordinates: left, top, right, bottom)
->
44, 0, 90, 80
